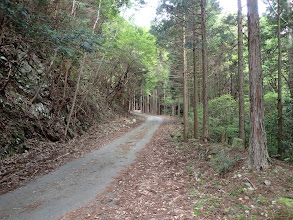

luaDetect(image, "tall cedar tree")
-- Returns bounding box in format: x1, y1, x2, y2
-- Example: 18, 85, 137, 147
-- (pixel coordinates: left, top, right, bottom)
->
277, 0, 283, 157
201, 0, 209, 142
247, 0, 270, 170
238, 0, 245, 144
183, 14, 188, 142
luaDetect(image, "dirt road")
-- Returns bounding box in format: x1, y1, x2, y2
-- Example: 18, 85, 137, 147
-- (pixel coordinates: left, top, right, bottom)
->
0, 115, 162, 220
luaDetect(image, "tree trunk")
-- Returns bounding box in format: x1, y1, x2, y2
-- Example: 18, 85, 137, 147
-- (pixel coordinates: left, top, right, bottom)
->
65, 53, 87, 137
277, 0, 283, 157
92, 0, 102, 34
247, 0, 270, 170
156, 89, 159, 115
152, 89, 155, 114
164, 82, 166, 115
183, 15, 188, 142
287, 0, 293, 98
30, 51, 57, 104
140, 87, 143, 112
147, 94, 150, 114
71, 0, 76, 16
238, 0, 245, 145
58, 59, 71, 115
201, 0, 209, 142
178, 97, 181, 116
193, 21, 199, 139
133, 93, 136, 111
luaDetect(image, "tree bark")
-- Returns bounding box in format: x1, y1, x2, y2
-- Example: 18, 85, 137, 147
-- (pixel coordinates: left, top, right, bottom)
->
92, 0, 102, 34
58, 59, 71, 115
178, 96, 181, 116
156, 89, 159, 115
201, 0, 209, 142
140, 87, 143, 112
147, 94, 150, 114
163, 82, 166, 115
193, 21, 199, 139
183, 15, 188, 142
277, 0, 283, 157
238, 0, 245, 145
152, 89, 156, 114
287, 0, 293, 98
71, 0, 76, 15
133, 93, 136, 111
247, 0, 270, 170
65, 53, 87, 137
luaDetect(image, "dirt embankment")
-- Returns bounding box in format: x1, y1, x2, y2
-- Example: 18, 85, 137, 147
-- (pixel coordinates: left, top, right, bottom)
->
0, 113, 144, 195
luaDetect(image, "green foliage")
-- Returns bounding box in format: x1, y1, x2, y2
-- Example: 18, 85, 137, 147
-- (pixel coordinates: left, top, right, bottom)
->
211, 151, 240, 175
263, 93, 293, 161
186, 166, 192, 175
230, 186, 244, 198
277, 198, 293, 208
0, 127, 29, 159
187, 92, 292, 163
264, 92, 278, 156
283, 98, 293, 162
274, 198, 293, 220
1, 0, 102, 58
189, 94, 242, 144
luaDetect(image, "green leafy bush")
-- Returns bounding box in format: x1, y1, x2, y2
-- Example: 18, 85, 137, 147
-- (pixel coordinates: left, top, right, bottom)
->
189, 94, 240, 144
211, 151, 240, 175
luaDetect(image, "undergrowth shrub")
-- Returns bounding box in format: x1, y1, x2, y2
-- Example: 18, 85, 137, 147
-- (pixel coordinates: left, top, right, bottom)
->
211, 151, 240, 175
188, 94, 242, 144
264, 93, 293, 162
264, 92, 278, 156
187, 93, 292, 163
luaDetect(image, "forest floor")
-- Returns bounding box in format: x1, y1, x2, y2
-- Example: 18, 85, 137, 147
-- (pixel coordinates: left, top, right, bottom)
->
62, 117, 293, 220
1, 114, 292, 220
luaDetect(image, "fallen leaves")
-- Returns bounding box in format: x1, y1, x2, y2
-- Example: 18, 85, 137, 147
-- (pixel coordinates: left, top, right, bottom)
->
0, 114, 144, 195
62, 119, 196, 219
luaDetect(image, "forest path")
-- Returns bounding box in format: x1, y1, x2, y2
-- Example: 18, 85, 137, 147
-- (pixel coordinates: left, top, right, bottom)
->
0, 114, 162, 220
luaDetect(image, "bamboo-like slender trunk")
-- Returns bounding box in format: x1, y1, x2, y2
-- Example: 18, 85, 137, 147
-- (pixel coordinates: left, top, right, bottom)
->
65, 53, 87, 137
92, 0, 102, 34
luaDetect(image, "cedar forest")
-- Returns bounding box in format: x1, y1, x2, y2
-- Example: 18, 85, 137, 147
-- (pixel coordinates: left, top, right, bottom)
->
0, 0, 293, 190
0, 0, 293, 218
